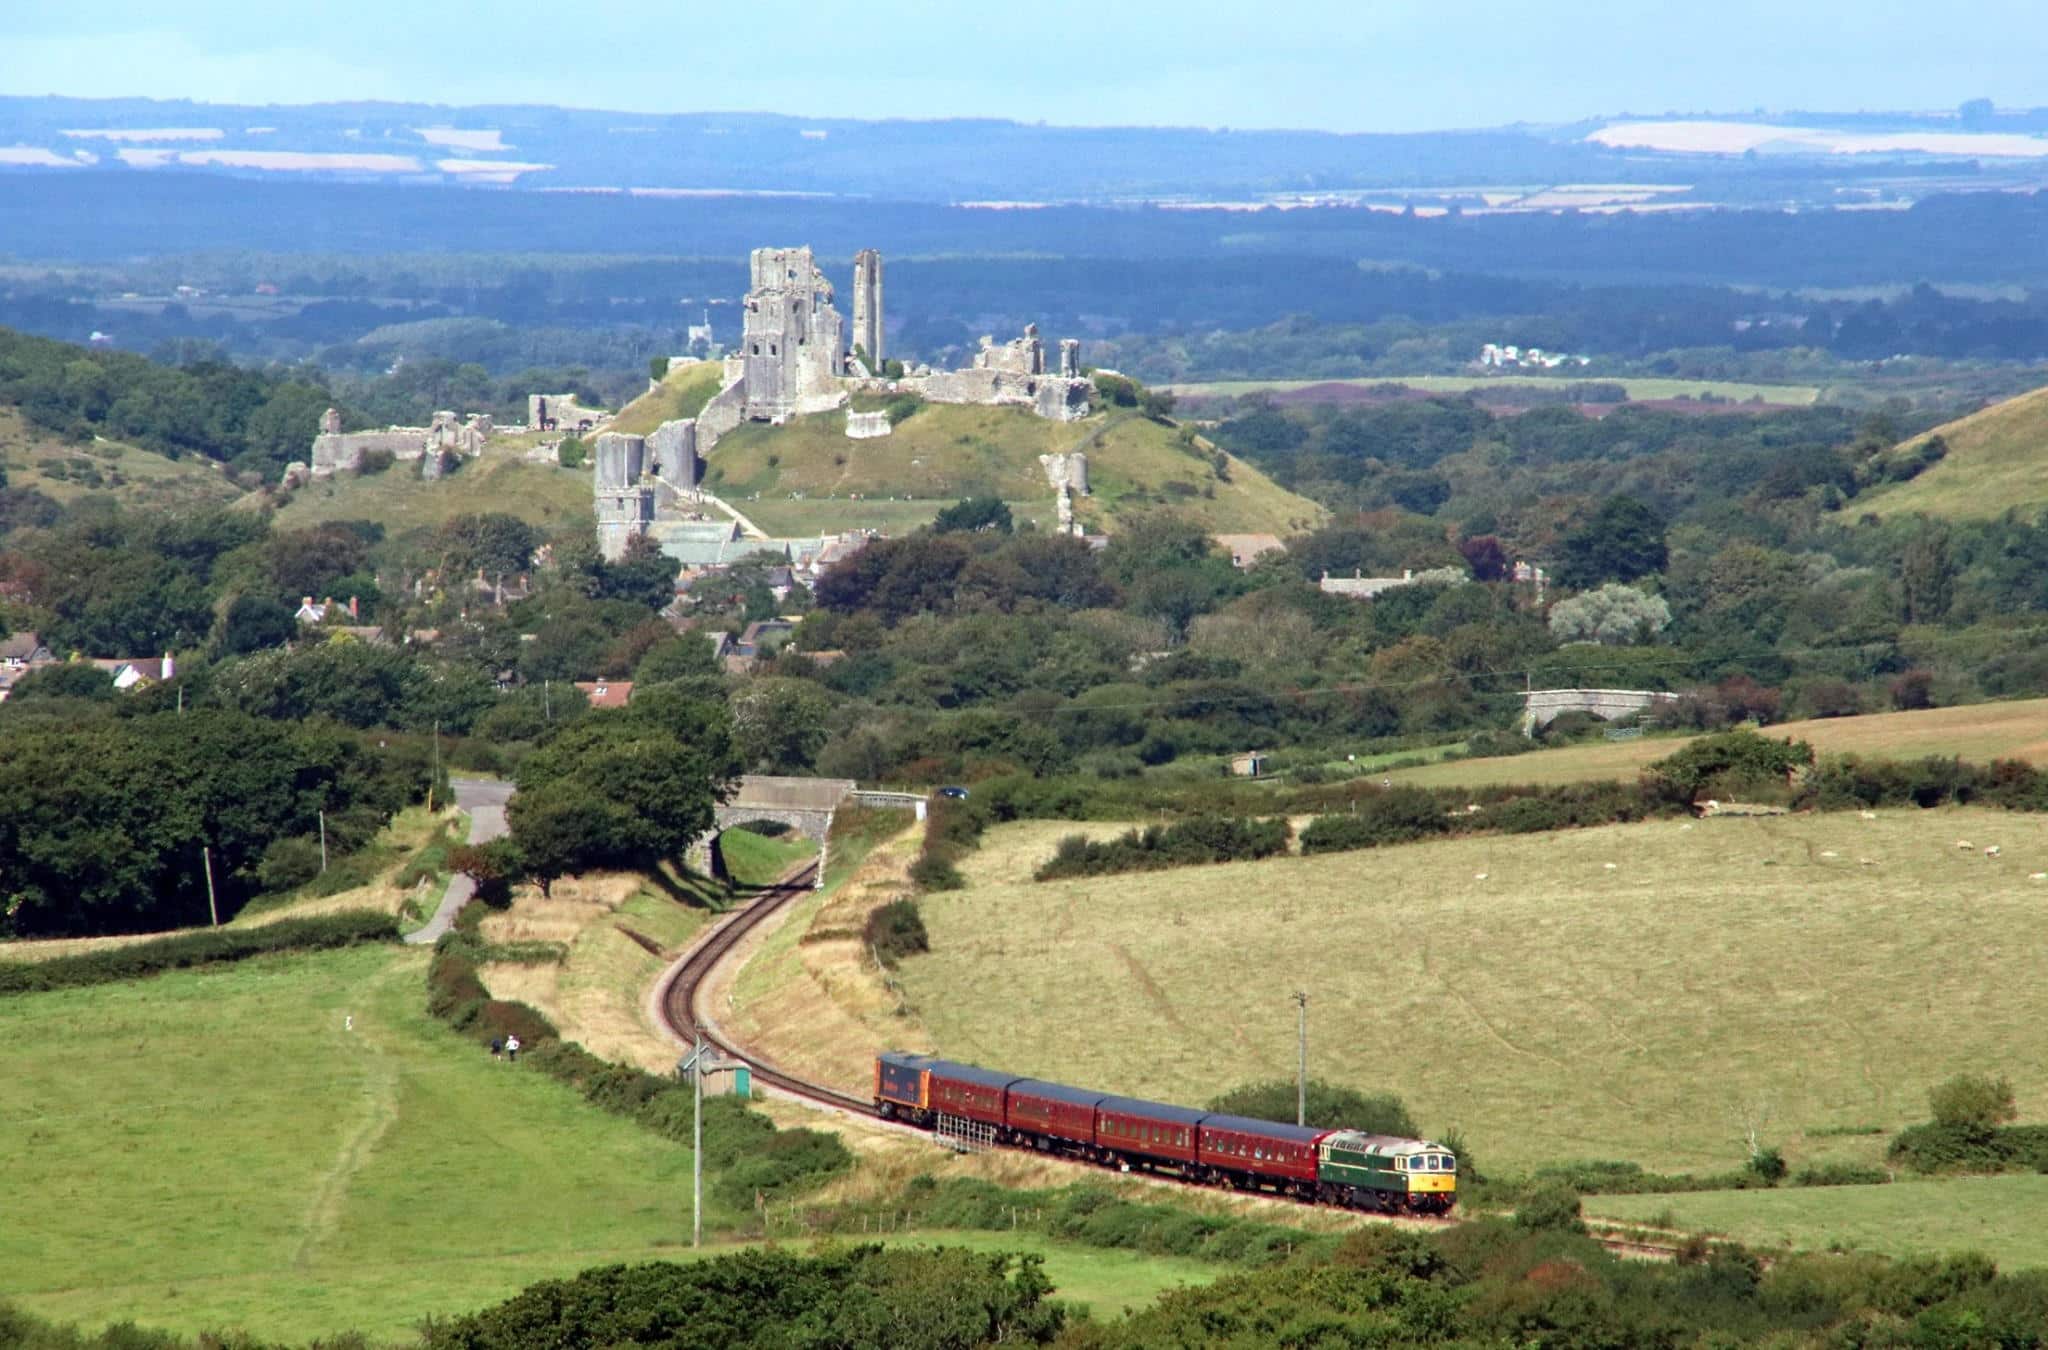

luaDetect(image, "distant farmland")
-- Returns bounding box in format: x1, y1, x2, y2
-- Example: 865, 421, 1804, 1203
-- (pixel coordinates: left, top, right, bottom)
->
1382, 697, 2048, 791
900, 806, 2048, 1174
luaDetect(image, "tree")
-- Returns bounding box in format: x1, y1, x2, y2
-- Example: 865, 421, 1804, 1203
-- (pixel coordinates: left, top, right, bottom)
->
218, 594, 299, 655
1458, 533, 1509, 582
1929, 1073, 2018, 1137
597, 533, 682, 612
930, 497, 1013, 535
5, 661, 114, 701
635, 632, 721, 685
1559, 495, 1667, 586
730, 677, 835, 773
1207, 1079, 1417, 1136
1546, 583, 1672, 646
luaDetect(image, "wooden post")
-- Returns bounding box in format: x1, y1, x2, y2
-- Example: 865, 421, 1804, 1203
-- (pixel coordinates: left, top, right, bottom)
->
202, 846, 220, 928
319, 810, 328, 874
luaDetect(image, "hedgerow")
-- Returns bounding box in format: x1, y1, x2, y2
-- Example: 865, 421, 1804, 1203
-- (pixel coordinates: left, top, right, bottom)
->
1034, 815, 1289, 880
0, 911, 398, 996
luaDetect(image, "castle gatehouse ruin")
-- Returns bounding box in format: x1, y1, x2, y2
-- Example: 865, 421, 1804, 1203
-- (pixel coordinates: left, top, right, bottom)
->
597, 243, 1097, 558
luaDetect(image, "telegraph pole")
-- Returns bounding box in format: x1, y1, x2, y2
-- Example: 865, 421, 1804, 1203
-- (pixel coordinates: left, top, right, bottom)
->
1293, 991, 1308, 1127
693, 1035, 703, 1250
202, 846, 220, 928
318, 810, 329, 874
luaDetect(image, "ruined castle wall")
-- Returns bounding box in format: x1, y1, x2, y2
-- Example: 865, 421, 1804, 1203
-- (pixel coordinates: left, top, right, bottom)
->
594, 432, 652, 561
310, 429, 428, 476
648, 418, 700, 505
844, 410, 892, 439
852, 249, 883, 368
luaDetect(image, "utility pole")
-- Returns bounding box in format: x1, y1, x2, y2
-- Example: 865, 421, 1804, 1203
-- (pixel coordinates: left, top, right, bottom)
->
318, 810, 329, 874
679, 1039, 707, 1249
429, 720, 441, 814
1293, 991, 1309, 1127
202, 846, 220, 928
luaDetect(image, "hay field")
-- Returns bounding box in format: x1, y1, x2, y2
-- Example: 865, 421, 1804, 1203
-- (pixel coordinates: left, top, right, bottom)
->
899, 807, 2048, 1174
271, 454, 592, 535
1383, 697, 2048, 791
1849, 383, 2048, 521
1589, 1176, 2048, 1271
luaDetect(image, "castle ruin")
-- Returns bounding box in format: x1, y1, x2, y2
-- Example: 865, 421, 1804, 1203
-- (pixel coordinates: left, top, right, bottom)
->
302, 406, 497, 480
597, 243, 1098, 559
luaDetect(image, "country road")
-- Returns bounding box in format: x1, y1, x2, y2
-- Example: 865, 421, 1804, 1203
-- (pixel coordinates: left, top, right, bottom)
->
402, 778, 510, 946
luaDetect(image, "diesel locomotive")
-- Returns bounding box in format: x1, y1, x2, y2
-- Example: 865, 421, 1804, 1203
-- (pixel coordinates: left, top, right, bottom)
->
875, 1051, 1456, 1215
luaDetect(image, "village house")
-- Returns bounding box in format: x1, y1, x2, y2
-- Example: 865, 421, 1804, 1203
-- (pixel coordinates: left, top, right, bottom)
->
1214, 533, 1286, 570
573, 680, 635, 710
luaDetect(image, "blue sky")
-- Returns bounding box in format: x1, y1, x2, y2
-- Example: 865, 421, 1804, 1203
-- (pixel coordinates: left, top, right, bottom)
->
3, 0, 2043, 132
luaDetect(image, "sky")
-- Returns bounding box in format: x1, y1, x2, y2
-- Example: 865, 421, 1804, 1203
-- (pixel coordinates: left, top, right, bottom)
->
3, 0, 2045, 133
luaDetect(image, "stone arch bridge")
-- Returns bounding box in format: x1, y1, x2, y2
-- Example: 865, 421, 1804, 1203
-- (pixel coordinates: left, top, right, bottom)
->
1521, 688, 1677, 737
692, 777, 929, 882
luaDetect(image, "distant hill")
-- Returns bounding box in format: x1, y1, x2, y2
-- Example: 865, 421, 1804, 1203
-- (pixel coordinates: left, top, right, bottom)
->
0, 405, 240, 516
701, 401, 1326, 539
1849, 384, 2048, 520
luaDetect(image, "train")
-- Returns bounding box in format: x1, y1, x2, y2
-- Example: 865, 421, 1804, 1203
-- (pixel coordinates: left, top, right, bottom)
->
873, 1051, 1456, 1215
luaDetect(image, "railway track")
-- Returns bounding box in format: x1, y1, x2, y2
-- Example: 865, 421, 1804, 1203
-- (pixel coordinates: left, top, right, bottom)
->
651, 861, 1680, 1262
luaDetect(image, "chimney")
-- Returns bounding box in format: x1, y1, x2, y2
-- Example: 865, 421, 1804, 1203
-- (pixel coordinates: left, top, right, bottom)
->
163, 651, 174, 681
302, 595, 312, 609
348, 595, 359, 619
1403, 569, 1413, 580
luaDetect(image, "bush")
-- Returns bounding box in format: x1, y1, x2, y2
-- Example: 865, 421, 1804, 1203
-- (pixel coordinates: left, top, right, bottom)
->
1747, 1146, 1788, 1183
1792, 1162, 1890, 1187
1647, 728, 1814, 804
865, 898, 929, 966
556, 436, 587, 468
1513, 1181, 1586, 1233
909, 854, 965, 891
0, 912, 398, 996
1930, 1073, 2019, 1133
1034, 815, 1290, 880
256, 835, 325, 893
1299, 788, 1448, 854
357, 447, 395, 475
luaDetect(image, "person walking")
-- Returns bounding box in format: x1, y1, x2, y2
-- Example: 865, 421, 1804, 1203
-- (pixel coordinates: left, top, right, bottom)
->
505, 1033, 521, 1063
489, 1037, 503, 1059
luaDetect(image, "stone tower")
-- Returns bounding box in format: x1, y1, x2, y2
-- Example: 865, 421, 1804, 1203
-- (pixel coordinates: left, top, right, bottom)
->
594, 432, 654, 560
740, 246, 846, 422
852, 248, 884, 371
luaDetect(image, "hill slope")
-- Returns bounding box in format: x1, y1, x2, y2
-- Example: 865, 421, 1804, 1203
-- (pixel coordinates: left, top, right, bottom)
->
1850, 383, 2048, 520
706, 404, 1327, 537
0, 406, 241, 514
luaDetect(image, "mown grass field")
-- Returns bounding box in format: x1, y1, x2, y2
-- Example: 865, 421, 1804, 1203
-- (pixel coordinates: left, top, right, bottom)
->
1, 943, 1213, 1340
1382, 697, 2048, 790
900, 807, 2048, 1176
1164, 375, 1821, 404
739, 496, 1037, 538
1589, 1176, 2048, 1271
1850, 382, 2048, 520
271, 454, 593, 535
707, 404, 1325, 537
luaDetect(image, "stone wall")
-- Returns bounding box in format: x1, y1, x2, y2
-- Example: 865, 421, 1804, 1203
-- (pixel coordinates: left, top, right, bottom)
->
528, 393, 607, 433
740, 246, 847, 422
647, 418, 701, 507
309, 429, 428, 477
845, 410, 892, 439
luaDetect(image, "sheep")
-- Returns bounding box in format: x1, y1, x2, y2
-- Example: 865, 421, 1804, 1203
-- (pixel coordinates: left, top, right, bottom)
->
1860, 810, 1878, 820
1820, 850, 1839, 859
1603, 862, 1618, 871
1957, 840, 1975, 850
1474, 872, 1489, 881
1985, 845, 2002, 857
2031, 872, 2047, 881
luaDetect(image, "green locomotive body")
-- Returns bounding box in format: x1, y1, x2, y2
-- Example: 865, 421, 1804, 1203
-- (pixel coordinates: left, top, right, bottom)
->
1316, 1130, 1457, 1214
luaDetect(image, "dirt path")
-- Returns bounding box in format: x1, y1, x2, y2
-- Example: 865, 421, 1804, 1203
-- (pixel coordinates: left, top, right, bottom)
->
405, 778, 510, 946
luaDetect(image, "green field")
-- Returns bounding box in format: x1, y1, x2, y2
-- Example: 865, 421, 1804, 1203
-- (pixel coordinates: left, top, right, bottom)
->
1590, 1176, 2048, 1271
1163, 375, 1821, 405
1383, 697, 2048, 790
1, 941, 1213, 1340
739, 496, 1039, 538
706, 404, 1326, 537
900, 806, 2048, 1176
1850, 383, 2048, 520
272, 453, 594, 536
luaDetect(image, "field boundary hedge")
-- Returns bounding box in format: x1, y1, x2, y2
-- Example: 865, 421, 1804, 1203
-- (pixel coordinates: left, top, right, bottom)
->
0, 911, 398, 996
424, 902, 851, 1210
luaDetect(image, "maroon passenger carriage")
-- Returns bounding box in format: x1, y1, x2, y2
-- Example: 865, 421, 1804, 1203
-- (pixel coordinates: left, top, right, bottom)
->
873, 1052, 1339, 1202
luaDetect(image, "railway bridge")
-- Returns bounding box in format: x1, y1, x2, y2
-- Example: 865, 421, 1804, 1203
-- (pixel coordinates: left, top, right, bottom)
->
1521, 687, 1677, 737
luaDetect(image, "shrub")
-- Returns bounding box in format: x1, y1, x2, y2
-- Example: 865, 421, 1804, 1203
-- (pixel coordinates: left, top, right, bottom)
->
1513, 1181, 1586, 1233
1034, 815, 1290, 880
256, 835, 325, 893
556, 436, 587, 468
1646, 728, 1814, 804
1299, 788, 1447, 854
909, 853, 965, 891
1491, 797, 1567, 834
1930, 1073, 2019, 1134
1747, 1146, 1788, 1183
0, 912, 397, 996
357, 447, 395, 475
864, 897, 929, 966
1792, 1162, 1890, 1187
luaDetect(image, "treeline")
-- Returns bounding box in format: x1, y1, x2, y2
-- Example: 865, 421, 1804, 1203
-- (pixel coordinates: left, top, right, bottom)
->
0, 711, 435, 937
